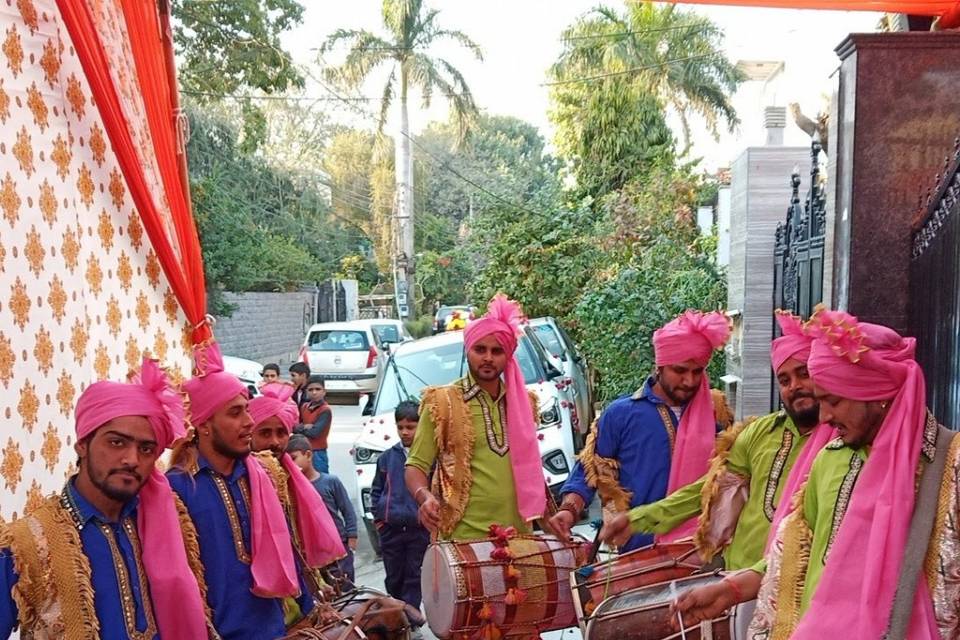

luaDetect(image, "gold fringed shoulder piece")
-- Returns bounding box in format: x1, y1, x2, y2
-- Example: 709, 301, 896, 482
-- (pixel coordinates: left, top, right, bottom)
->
578, 418, 632, 513
423, 384, 476, 538
693, 416, 755, 561
711, 389, 735, 430
771, 482, 813, 640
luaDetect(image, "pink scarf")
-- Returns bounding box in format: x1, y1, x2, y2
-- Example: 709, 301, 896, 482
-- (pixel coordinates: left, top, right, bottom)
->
792, 308, 938, 639
75, 358, 207, 639
248, 384, 346, 566
463, 294, 546, 523
765, 311, 834, 550
183, 343, 301, 598
653, 310, 730, 542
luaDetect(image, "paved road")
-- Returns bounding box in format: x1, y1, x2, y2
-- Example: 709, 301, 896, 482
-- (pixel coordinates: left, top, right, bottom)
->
327, 397, 591, 640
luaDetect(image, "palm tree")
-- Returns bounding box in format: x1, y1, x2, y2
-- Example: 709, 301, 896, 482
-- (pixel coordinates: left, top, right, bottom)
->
321, 0, 482, 319
554, 1, 742, 155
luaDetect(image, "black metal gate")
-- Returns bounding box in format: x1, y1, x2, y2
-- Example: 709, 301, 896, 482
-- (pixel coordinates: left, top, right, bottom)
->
910, 138, 960, 427
317, 280, 347, 323
771, 139, 827, 408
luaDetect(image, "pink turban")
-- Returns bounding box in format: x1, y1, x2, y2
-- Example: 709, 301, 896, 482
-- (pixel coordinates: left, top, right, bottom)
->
652, 310, 730, 542
248, 384, 346, 567
793, 308, 937, 639
463, 294, 546, 523
184, 342, 301, 598
770, 310, 812, 373
74, 358, 207, 639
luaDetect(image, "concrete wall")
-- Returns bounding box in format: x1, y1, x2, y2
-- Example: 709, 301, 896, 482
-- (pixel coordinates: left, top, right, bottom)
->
214, 290, 317, 367
726, 146, 810, 419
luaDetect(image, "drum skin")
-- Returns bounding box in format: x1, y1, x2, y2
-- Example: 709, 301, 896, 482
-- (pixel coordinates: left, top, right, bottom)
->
584, 573, 734, 640
422, 535, 588, 638
572, 542, 703, 622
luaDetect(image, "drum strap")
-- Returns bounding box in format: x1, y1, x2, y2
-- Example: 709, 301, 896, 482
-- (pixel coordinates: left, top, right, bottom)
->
884, 424, 956, 640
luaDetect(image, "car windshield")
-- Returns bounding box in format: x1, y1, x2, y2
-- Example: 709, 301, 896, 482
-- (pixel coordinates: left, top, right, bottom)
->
307, 330, 369, 351
532, 323, 565, 359
375, 336, 543, 413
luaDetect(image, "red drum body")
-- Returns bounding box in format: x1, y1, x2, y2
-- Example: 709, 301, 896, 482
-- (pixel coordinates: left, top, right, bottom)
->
422, 535, 588, 638
584, 573, 735, 640
571, 542, 703, 622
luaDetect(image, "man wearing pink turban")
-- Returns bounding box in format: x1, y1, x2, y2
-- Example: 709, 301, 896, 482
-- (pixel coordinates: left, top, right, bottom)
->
676, 308, 960, 639
0, 358, 210, 639
405, 294, 551, 539
603, 310, 833, 576
168, 343, 336, 640
247, 383, 348, 595
550, 310, 733, 552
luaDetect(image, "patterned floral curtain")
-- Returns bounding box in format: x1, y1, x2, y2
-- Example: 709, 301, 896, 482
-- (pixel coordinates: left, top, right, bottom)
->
56, 0, 210, 345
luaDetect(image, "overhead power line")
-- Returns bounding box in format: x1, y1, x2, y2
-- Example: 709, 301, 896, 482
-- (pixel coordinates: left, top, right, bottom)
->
542, 53, 720, 86
561, 22, 707, 41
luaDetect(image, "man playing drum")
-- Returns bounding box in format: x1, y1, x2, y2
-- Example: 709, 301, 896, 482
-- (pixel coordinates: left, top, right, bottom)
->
601, 312, 834, 572
405, 294, 550, 539
671, 308, 960, 639
550, 310, 733, 551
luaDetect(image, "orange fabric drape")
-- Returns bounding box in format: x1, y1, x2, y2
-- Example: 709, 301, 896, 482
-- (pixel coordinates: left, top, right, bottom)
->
662, 0, 960, 16
56, 0, 211, 345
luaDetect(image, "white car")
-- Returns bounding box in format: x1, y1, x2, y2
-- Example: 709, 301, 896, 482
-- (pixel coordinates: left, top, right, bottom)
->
222, 355, 262, 398
297, 319, 412, 401
352, 329, 577, 549
529, 317, 595, 437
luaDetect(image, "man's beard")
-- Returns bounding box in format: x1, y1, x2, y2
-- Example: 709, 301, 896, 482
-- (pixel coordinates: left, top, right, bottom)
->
784, 395, 820, 429
211, 426, 250, 460
86, 458, 145, 503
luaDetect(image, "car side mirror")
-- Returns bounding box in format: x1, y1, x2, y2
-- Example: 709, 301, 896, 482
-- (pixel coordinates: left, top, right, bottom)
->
361, 395, 376, 416
546, 363, 563, 380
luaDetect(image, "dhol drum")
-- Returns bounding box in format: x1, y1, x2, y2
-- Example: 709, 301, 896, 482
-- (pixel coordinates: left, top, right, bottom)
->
571, 541, 703, 624
282, 619, 369, 640
332, 587, 425, 640
422, 534, 588, 638
584, 573, 736, 640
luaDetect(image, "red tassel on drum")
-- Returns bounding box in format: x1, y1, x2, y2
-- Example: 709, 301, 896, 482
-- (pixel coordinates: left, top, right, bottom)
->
490, 547, 513, 561
504, 587, 527, 606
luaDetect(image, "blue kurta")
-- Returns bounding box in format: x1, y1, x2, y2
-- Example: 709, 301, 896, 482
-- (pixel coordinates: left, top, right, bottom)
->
0, 480, 157, 639
167, 455, 312, 640
562, 378, 688, 552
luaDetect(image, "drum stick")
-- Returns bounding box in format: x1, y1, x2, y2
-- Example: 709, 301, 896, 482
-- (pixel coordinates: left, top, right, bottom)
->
586, 519, 604, 565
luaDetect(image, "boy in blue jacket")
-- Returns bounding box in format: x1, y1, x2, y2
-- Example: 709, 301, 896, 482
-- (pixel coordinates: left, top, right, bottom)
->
371, 401, 431, 615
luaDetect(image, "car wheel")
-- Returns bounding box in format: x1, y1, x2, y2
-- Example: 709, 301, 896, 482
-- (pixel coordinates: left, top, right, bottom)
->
364, 519, 382, 557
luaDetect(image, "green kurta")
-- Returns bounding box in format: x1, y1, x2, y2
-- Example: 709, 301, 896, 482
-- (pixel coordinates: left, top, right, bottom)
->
628, 411, 813, 570
407, 374, 530, 540
797, 440, 868, 612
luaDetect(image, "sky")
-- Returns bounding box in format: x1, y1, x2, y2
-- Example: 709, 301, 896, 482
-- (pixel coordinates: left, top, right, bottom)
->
281, 2, 880, 171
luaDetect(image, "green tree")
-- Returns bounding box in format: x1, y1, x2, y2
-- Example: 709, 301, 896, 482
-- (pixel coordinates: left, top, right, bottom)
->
321, 0, 483, 316
321, 129, 395, 275
553, 2, 742, 156
172, 0, 306, 148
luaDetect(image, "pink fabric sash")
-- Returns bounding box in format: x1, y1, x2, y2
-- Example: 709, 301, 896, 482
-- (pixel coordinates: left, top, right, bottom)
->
249, 384, 346, 566
764, 422, 836, 552
244, 455, 301, 597
75, 359, 207, 638
653, 310, 730, 543
793, 309, 938, 639
280, 453, 347, 566
463, 294, 545, 523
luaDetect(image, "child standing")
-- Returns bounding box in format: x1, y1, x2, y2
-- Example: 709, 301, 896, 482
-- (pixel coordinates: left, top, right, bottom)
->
287, 434, 358, 590
370, 401, 431, 621
296, 375, 331, 473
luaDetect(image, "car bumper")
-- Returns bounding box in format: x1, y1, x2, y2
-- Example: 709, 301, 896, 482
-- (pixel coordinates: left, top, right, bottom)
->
321, 373, 378, 394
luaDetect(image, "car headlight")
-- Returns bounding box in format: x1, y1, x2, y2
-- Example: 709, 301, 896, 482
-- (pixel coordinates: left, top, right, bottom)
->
542, 449, 569, 475
353, 447, 381, 465
361, 488, 372, 511
538, 399, 561, 428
